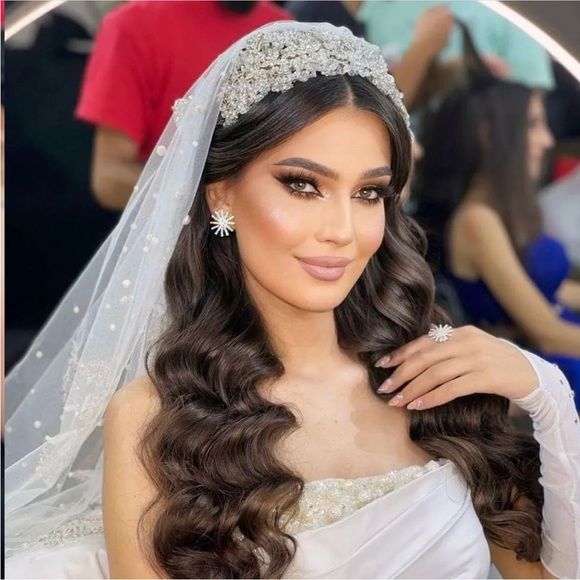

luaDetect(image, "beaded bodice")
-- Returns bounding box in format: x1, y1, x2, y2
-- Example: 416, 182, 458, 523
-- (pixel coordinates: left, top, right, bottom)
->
283, 459, 445, 534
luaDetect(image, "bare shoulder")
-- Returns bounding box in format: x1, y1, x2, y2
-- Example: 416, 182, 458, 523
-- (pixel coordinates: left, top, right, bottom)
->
102, 376, 165, 578
105, 374, 161, 426
453, 201, 507, 244
102, 375, 161, 479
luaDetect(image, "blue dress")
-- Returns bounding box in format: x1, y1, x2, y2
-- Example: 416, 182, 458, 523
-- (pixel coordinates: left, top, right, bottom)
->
448, 234, 580, 407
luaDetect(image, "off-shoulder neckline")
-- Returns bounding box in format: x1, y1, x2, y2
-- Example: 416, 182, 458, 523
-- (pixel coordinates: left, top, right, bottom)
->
303, 458, 447, 486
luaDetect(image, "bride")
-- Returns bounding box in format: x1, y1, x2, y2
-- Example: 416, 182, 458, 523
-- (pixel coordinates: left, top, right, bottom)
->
5, 21, 580, 579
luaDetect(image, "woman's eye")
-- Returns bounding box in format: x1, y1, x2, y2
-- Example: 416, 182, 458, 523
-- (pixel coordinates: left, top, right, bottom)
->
277, 173, 391, 204
354, 187, 387, 203
289, 180, 317, 194
357, 188, 379, 200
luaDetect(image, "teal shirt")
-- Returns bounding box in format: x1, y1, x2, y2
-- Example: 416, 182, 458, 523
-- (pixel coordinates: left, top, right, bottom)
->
359, 0, 554, 90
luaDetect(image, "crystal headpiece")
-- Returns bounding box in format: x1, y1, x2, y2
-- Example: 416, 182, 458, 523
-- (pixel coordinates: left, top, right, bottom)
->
216, 26, 411, 134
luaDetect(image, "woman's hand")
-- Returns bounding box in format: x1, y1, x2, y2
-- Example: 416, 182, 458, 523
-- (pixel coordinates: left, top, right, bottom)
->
375, 325, 539, 410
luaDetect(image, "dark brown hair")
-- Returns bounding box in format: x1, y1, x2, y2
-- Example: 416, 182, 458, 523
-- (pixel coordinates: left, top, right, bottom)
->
136, 73, 542, 578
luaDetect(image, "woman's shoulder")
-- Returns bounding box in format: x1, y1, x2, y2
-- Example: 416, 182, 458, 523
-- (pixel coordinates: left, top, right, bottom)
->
102, 375, 166, 579
452, 201, 506, 241
104, 374, 161, 428
447, 202, 508, 278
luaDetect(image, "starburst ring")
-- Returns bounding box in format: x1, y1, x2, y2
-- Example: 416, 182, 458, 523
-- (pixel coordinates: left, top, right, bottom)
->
428, 324, 454, 343
209, 208, 236, 237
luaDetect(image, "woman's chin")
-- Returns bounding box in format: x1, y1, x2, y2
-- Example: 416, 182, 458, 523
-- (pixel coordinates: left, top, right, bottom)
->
287, 288, 353, 313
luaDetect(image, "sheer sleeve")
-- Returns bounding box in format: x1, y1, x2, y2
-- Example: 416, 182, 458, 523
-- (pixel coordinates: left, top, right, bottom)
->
509, 345, 580, 579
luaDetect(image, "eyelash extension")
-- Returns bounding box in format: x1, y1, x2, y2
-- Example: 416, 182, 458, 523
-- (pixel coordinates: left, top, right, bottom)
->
275, 170, 395, 204
275, 170, 322, 198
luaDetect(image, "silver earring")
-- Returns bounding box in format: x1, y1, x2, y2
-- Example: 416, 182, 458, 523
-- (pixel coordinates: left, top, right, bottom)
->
210, 208, 235, 237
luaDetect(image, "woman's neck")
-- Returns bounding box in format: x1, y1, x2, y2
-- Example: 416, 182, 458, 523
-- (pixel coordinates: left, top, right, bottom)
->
246, 276, 355, 380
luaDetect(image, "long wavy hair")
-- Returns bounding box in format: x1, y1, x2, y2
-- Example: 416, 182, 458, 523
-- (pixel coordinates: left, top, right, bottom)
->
413, 23, 543, 271
135, 73, 543, 578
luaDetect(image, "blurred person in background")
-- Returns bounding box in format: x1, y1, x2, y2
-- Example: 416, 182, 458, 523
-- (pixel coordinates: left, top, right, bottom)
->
413, 30, 580, 405
76, 0, 292, 212
360, 0, 552, 113
285, 1, 365, 37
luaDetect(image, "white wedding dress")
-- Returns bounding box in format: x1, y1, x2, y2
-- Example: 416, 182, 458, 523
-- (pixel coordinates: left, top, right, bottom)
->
5, 347, 580, 579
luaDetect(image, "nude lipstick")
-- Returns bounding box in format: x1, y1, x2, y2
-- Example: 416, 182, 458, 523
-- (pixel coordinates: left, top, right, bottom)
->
296, 256, 352, 281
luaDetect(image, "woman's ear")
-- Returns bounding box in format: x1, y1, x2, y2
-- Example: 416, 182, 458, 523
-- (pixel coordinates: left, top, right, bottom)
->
205, 180, 232, 214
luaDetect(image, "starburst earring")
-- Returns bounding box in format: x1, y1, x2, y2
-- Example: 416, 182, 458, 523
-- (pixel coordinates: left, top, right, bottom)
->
209, 208, 236, 237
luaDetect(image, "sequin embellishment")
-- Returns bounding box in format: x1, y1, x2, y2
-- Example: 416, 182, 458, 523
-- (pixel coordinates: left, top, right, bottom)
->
282, 459, 446, 534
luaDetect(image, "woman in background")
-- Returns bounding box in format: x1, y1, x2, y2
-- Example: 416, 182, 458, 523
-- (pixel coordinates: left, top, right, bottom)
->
414, 43, 580, 404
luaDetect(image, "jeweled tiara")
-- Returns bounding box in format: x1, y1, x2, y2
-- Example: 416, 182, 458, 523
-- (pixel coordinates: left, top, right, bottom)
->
216, 25, 411, 133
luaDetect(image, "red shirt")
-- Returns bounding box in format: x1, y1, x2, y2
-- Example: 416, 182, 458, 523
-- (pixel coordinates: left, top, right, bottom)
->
75, 0, 292, 161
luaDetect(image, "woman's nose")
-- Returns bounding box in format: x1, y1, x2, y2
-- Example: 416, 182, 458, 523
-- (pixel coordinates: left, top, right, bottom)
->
316, 197, 355, 245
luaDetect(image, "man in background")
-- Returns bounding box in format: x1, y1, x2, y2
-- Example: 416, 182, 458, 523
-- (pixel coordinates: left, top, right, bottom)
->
286, 1, 365, 37
76, 0, 292, 211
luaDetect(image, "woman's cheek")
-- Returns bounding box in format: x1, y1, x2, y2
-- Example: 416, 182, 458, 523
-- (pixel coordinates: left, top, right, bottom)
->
256, 200, 308, 247
359, 210, 385, 256
236, 192, 309, 257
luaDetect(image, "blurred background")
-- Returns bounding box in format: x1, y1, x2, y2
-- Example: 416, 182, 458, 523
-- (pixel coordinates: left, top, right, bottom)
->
3, 1, 580, 402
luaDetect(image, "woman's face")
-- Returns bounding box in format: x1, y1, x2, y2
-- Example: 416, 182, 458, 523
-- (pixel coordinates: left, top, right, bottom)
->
527, 92, 554, 181
212, 106, 393, 312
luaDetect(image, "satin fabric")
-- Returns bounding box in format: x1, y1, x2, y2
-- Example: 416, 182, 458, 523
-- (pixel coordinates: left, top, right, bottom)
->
283, 460, 491, 578
6, 461, 492, 579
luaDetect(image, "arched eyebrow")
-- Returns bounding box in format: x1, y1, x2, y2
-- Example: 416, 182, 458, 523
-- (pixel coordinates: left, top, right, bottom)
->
273, 157, 392, 180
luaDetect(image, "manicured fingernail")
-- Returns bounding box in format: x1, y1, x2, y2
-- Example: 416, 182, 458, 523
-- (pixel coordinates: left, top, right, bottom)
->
407, 398, 423, 410
377, 379, 394, 394
388, 393, 404, 406
374, 355, 391, 368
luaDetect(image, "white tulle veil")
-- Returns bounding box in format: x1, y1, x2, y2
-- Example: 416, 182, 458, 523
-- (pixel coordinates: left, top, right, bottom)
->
4, 20, 410, 557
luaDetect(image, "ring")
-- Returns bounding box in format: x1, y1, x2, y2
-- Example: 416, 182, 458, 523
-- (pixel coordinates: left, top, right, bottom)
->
428, 324, 454, 343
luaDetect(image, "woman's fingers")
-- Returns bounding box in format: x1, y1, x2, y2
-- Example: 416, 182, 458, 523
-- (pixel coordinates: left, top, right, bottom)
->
381, 358, 474, 404
374, 335, 431, 368
376, 326, 486, 369
402, 375, 478, 410
373, 326, 533, 409
377, 339, 470, 393
375, 326, 472, 369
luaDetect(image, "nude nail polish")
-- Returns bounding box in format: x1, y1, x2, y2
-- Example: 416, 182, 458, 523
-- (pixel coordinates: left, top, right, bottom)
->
388, 393, 404, 406
374, 355, 391, 368
377, 379, 394, 393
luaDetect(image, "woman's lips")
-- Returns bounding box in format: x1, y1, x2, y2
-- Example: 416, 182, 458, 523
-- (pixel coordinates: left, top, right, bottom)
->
296, 257, 351, 281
